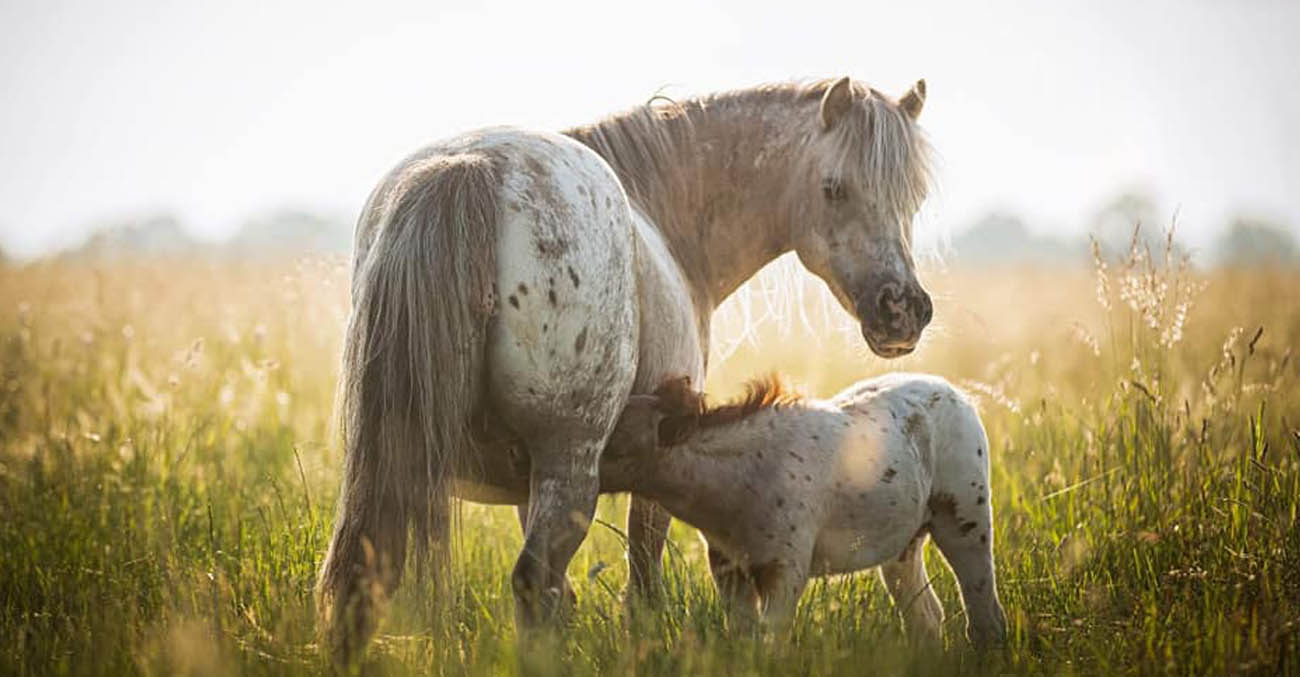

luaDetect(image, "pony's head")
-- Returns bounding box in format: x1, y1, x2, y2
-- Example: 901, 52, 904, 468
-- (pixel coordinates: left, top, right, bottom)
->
791, 77, 933, 358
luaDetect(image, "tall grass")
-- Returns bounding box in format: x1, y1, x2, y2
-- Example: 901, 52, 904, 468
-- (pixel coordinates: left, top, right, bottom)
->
0, 236, 1296, 675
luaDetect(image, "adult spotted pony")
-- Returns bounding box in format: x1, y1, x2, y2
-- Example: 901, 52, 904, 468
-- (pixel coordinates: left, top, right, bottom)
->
317, 76, 935, 663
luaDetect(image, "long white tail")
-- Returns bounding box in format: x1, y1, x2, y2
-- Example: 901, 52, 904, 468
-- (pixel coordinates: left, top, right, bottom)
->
316, 151, 500, 664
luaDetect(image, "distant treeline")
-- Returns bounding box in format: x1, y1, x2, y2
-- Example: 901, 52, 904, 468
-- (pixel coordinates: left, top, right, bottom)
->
8, 190, 1296, 268
955, 191, 1296, 268
53, 209, 353, 262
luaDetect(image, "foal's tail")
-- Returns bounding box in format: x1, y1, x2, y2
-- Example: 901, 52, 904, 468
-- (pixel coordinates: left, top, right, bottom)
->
316, 151, 501, 665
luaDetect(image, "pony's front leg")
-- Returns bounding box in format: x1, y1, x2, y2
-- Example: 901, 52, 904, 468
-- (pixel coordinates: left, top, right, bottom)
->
626, 497, 672, 605
512, 433, 603, 628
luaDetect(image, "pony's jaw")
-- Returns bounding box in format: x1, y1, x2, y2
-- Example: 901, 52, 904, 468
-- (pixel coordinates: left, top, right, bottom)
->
860, 328, 918, 358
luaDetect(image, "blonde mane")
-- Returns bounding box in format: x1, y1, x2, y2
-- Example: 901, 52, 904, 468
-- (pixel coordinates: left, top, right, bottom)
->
563, 79, 933, 247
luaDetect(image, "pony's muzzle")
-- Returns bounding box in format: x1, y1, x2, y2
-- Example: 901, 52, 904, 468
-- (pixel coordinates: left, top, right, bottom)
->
857, 281, 932, 358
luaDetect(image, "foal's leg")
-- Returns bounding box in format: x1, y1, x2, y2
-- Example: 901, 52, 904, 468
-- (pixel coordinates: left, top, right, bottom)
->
706, 546, 760, 634
752, 559, 809, 634
513, 432, 604, 628
929, 502, 1007, 648
878, 533, 944, 645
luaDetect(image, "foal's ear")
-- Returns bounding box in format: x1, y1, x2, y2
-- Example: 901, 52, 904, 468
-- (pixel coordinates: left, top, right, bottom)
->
819, 76, 855, 130
607, 394, 667, 457
898, 78, 927, 120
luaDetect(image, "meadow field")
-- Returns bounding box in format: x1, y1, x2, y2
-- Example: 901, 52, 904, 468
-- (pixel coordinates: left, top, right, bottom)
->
1, 240, 1297, 675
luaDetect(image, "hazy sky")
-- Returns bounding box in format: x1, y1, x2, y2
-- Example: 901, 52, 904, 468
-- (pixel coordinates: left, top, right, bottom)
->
1, 0, 1297, 259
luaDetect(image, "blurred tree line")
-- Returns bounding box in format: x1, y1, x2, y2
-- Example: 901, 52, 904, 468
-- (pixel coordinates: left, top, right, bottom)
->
57, 209, 352, 262
1, 189, 1294, 268
954, 189, 1296, 268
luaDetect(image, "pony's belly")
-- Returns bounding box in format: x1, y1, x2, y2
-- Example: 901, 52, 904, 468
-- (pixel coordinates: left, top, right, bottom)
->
453, 480, 527, 505
629, 209, 706, 390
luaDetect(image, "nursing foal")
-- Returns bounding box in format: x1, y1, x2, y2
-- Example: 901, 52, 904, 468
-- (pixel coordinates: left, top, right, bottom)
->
604, 373, 1007, 647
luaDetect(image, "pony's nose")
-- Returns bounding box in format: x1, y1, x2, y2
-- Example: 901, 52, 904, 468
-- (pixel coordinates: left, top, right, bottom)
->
914, 288, 933, 326
873, 283, 931, 331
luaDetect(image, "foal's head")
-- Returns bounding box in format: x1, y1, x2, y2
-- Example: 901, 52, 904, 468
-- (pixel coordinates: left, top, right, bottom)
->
791, 77, 933, 358
607, 375, 803, 459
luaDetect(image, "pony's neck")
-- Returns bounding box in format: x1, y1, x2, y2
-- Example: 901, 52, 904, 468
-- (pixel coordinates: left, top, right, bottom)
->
565, 88, 819, 309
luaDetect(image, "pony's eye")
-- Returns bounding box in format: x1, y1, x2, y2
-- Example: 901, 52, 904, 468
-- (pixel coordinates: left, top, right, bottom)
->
821, 178, 846, 201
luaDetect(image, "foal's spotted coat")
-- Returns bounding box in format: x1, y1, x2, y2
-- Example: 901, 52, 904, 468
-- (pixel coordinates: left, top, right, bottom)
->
606, 373, 1008, 646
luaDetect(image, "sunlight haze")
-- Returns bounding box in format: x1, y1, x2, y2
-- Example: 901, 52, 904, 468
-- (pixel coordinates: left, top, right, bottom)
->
1, 0, 1296, 259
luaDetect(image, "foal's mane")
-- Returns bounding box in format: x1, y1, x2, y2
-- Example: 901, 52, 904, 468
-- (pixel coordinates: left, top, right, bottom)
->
654, 374, 805, 446
562, 79, 933, 244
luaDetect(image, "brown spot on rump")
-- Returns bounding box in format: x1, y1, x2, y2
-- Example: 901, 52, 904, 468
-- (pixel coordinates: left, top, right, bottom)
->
534, 237, 570, 258
522, 155, 548, 179
976, 495, 985, 505
574, 326, 588, 354
567, 265, 580, 288
903, 413, 927, 439
882, 467, 897, 483
517, 283, 529, 295
928, 492, 957, 517
980, 533, 988, 544
508, 295, 520, 309
976, 447, 983, 457
959, 521, 978, 535
548, 289, 558, 306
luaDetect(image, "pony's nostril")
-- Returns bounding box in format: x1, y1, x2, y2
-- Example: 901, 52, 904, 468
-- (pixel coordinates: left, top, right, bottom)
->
916, 291, 933, 325
875, 283, 903, 319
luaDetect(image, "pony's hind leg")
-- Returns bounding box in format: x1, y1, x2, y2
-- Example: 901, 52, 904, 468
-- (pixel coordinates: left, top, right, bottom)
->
878, 532, 944, 646
928, 495, 1007, 648
515, 504, 578, 611
512, 432, 605, 628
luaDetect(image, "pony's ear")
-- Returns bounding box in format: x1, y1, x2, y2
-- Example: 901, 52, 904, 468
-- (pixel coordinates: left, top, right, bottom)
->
819, 76, 855, 130
898, 78, 927, 120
